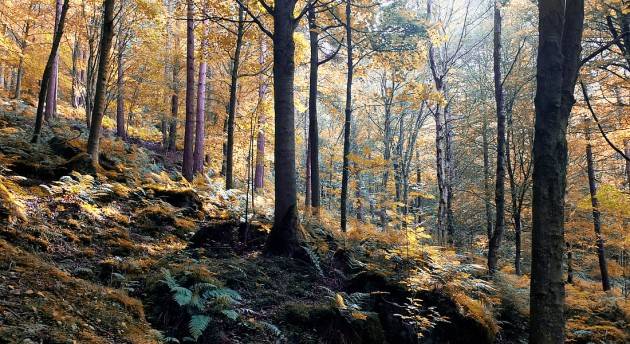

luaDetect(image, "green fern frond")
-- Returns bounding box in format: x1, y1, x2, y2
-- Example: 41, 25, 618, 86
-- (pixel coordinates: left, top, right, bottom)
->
188, 315, 211, 341
172, 286, 193, 306
203, 288, 242, 302
160, 268, 179, 290
259, 321, 282, 337
220, 309, 239, 320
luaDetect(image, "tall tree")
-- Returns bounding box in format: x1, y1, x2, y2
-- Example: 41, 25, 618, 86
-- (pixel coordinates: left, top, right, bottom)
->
182, 0, 195, 181
254, 38, 268, 191
116, 0, 127, 140
31, 0, 70, 143
44, 0, 63, 121
307, 2, 340, 215
585, 121, 611, 291
225, 5, 245, 189
529, 0, 584, 341
340, 0, 353, 232
85, 0, 115, 164
238, 0, 307, 255
193, 18, 208, 175
488, 0, 505, 274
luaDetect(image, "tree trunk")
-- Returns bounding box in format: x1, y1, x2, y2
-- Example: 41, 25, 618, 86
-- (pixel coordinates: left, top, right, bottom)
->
168, 94, 178, 150
14, 16, 31, 101
71, 36, 80, 108
488, 2, 505, 274
265, 0, 302, 256
254, 40, 267, 191
193, 19, 208, 175
585, 125, 611, 291
506, 104, 522, 275
116, 33, 127, 140
116, 10, 126, 140
85, 0, 115, 164
226, 6, 244, 189
308, 5, 321, 214
444, 106, 455, 243
44, 0, 63, 121
482, 112, 493, 241
181, 0, 195, 181
530, 0, 584, 341
625, 139, 630, 189
340, 0, 353, 232
31, 0, 70, 143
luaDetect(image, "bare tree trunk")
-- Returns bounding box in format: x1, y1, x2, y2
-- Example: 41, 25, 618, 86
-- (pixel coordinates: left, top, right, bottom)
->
14, 18, 31, 100
482, 112, 493, 241
168, 94, 178, 150
254, 40, 267, 191
567, 242, 573, 284
488, 3, 505, 274
31, 0, 70, 143
226, 6, 244, 189
506, 104, 523, 275
85, 0, 115, 164
181, 0, 195, 181
116, 6, 126, 140
264, 0, 302, 256
308, 4, 321, 213
585, 124, 611, 291
444, 106, 455, 243
340, 0, 353, 232
44, 0, 63, 121
193, 19, 208, 175
530, 0, 584, 341
71, 35, 80, 108
625, 139, 630, 189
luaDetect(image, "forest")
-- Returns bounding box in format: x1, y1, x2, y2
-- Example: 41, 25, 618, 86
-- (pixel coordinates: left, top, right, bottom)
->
0, 0, 628, 343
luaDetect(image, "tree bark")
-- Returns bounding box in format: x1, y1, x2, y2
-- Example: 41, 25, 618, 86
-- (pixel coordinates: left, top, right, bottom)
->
254, 40, 267, 191
264, 0, 302, 256
85, 0, 115, 164
116, 6, 126, 140
530, 0, 584, 341
488, 2, 505, 274
226, 6, 245, 189
71, 35, 80, 108
340, 0, 353, 232
506, 103, 523, 275
308, 4, 321, 214
585, 124, 611, 291
14, 19, 31, 100
44, 0, 63, 121
181, 0, 196, 181
31, 0, 70, 143
482, 111, 493, 241
193, 19, 208, 175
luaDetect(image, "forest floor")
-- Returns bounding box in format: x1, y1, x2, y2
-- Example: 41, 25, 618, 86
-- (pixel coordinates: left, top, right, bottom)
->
0, 95, 627, 343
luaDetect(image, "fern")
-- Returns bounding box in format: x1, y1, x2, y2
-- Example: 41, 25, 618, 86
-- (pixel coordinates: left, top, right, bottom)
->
160, 269, 242, 342
188, 315, 211, 341
172, 287, 193, 306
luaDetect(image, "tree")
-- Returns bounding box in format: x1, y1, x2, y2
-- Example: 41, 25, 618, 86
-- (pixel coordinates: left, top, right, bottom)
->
31, 0, 70, 143
340, 0, 353, 232
584, 120, 611, 291
44, 0, 63, 121
193, 18, 208, 175
237, 0, 307, 256
307, 1, 341, 214
488, 0, 505, 274
182, 0, 196, 181
529, 0, 584, 341
225, 5, 245, 189
85, 0, 115, 164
